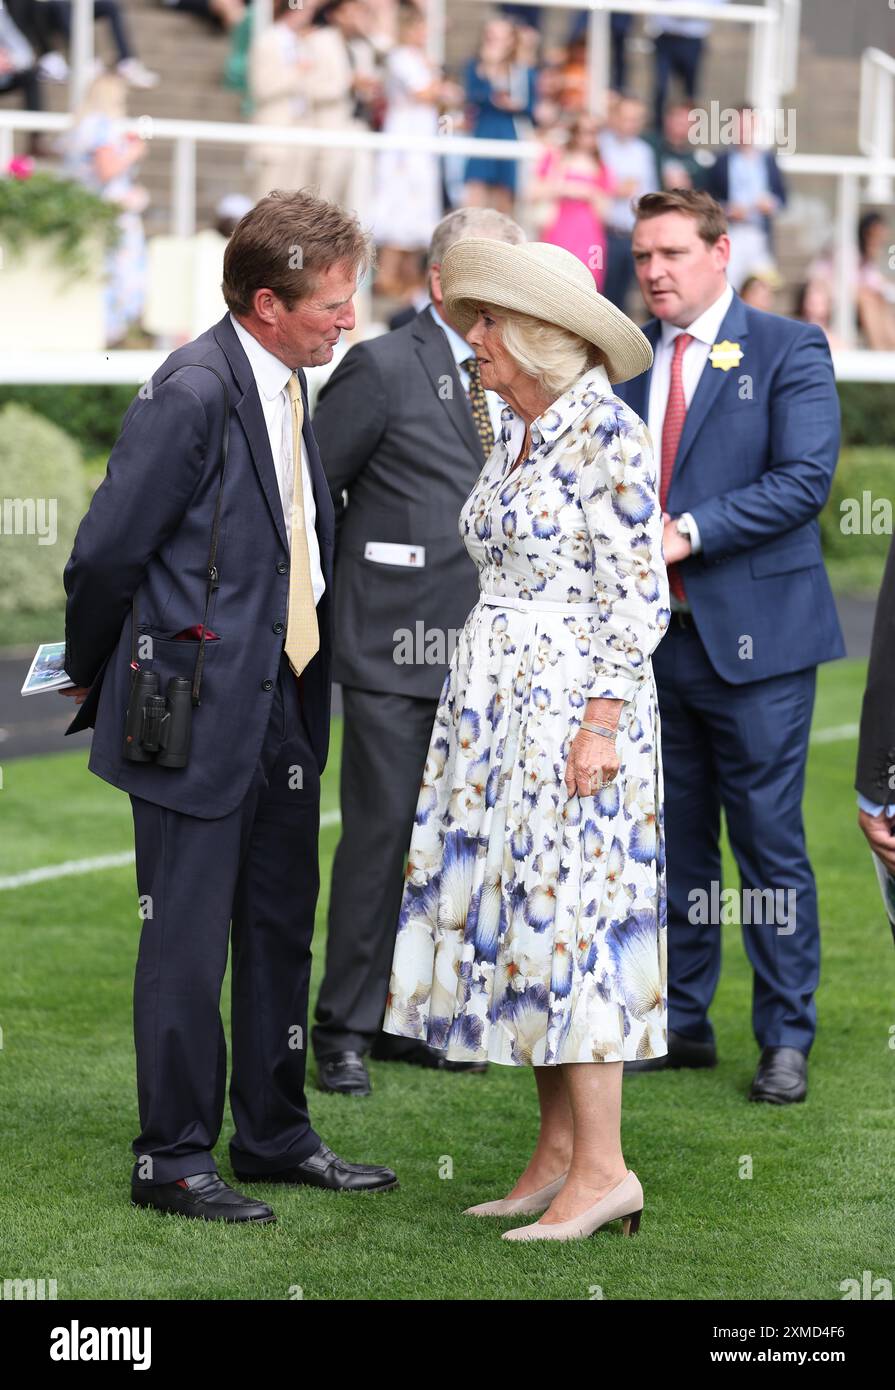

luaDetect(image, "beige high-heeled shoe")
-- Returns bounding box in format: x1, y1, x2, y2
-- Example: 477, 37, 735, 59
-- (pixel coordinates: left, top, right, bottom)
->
501, 1170, 643, 1241
463, 1170, 569, 1217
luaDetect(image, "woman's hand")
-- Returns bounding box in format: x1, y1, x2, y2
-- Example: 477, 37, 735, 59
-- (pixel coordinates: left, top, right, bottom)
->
564, 728, 620, 800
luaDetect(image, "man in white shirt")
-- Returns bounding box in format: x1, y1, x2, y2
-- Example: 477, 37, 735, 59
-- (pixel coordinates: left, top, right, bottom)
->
62, 190, 400, 1224
616, 188, 845, 1105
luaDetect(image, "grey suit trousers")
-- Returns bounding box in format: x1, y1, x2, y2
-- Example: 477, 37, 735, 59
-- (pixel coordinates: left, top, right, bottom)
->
312, 684, 439, 1058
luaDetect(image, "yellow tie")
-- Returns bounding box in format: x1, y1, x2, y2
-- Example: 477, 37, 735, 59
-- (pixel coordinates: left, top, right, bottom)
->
284, 373, 319, 677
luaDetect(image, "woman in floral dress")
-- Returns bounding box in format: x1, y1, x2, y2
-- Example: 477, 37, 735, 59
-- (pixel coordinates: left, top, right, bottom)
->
381, 238, 669, 1241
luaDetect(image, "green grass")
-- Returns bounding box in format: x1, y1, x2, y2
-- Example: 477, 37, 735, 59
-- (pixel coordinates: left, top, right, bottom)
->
1, 660, 893, 1300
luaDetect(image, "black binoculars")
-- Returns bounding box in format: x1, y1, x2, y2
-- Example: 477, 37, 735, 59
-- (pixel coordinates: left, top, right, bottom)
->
124, 669, 193, 767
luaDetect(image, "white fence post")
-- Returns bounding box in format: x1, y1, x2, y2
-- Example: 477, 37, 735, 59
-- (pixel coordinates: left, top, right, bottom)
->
171, 138, 197, 238
834, 172, 859, 351
70, 0, 96, 113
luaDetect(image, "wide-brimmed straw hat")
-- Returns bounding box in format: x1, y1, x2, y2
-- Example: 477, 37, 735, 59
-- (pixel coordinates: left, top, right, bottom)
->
440, 238, 653, 385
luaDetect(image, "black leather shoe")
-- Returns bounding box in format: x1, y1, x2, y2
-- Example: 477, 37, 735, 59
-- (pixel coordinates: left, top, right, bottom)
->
131, 1171, 275, 1223
624, 1054, 668, 1073
749, 1045, 807, 1104
317, 1049, 372, 1095
234, 1141, 398, 1193
370, 1035, 488, 1073
667, 1028, 717, 1069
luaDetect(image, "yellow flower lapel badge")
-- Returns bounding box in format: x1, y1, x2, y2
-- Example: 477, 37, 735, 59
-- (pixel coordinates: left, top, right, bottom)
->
708, 340, 743, 371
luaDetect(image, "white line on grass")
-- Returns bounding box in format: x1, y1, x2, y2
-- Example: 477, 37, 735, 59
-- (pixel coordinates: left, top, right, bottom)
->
0, 725, 863, 892
809, 722, 860, 744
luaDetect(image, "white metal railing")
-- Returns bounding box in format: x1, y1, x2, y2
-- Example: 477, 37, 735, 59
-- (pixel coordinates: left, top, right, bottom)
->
2, 347, 893, 387
2, 106, 892, 351
4, 67, 895, 359
859, 47, 895, 205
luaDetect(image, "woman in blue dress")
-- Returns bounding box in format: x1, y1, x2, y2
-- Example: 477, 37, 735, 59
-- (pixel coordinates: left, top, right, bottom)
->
382, 239, 668, 1242
463, 17, 536, 214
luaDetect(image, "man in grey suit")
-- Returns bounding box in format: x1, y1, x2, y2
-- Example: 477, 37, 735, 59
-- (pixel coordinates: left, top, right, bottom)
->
311, 208, 526, 1094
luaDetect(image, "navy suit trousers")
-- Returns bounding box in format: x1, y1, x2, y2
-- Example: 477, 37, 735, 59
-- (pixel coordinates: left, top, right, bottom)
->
130, 648, 323, 1186
653, 616, 820, 1054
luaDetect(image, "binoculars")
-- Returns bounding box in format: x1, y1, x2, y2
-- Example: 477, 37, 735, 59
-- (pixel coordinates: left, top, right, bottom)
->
124, 669, 193, 768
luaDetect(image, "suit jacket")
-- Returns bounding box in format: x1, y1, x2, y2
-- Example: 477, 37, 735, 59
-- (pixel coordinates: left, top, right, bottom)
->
62, 311, 335, 819
856, 532, 895, 804
615, 292, 845, 684
312, 306, 487, 700
703, 150, 787, 239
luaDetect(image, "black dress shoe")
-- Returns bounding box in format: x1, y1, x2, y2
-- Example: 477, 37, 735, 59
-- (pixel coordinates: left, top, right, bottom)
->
623, 1054, 668, 1073
667, 1028, 717, 1069
317, 1049, 372, 1095
370, 1035, 487, 1073
131, 1171, 275, 1223
234, 1141, 398, 1193
749, 1045, 807, 1104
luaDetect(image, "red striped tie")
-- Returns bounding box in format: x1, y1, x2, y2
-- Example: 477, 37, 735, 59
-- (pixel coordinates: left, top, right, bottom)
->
660, 331, 694, 604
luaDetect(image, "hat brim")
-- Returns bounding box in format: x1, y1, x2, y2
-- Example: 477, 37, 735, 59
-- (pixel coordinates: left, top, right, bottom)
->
440, 238, 653, 385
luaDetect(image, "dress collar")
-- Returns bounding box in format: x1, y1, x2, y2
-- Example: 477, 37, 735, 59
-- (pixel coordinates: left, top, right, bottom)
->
499, 362, 615, 452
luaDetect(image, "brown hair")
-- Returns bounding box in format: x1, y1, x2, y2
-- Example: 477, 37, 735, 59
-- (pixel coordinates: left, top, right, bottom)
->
633, 189, 728, 245
221, 188, 375, 317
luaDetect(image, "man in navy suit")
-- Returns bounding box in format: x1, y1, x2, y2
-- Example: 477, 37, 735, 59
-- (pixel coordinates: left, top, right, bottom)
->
61, 190, 398, 1220
615, 189, 845, 1103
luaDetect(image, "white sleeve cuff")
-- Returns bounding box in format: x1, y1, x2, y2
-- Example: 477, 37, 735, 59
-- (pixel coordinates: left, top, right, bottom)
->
680, 511, 702, 553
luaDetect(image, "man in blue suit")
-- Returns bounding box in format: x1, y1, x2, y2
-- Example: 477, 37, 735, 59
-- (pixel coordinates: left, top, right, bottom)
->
60, 190, 398, 1219
615, 189, 845, 1103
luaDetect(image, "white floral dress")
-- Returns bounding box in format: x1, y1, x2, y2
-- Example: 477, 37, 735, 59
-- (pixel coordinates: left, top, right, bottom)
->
381, 363, 671, 1065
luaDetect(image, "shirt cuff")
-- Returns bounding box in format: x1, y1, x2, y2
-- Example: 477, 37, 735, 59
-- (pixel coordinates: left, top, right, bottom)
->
857, 792, 895, 817
680, 511, 702, 554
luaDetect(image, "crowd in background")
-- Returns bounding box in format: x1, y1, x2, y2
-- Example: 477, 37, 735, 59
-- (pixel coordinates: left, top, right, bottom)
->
2, 0, 895, 350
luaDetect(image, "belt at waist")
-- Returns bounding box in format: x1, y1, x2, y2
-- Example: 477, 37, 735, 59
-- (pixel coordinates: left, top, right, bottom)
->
477, 592, 602, 615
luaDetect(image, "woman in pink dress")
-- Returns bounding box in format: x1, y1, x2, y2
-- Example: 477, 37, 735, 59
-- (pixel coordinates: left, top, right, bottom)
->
530, 114, 616, 292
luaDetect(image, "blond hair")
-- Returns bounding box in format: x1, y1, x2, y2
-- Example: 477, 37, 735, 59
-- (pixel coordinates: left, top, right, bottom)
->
487, 307, 606, 400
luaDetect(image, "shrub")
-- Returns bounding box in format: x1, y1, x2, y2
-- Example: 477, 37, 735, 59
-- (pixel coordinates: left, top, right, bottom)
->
0, 403, 88, 617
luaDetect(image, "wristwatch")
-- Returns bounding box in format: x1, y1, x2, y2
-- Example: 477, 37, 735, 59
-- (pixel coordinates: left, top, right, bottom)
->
674, 516, 692, 540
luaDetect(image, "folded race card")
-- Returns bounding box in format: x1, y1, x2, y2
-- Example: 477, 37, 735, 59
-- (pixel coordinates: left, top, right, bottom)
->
364, 541, 426, 567
21, 642, 75, 696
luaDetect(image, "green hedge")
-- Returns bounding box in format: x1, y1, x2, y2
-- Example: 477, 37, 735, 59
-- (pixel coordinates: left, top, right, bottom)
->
837, 383, 895, 448
0, 384, 136, 457
0, 403, 88, 619
819, 446, 893, 597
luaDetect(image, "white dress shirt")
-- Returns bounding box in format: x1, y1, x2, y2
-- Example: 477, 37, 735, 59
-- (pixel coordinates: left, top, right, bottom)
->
229, 312, 325, 606
647, 279, 735, 561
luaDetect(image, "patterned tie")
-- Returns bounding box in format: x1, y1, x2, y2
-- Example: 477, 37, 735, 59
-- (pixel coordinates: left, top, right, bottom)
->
462, 356, 495, 458
660, 332, 694, 605
284, 373, 319, 677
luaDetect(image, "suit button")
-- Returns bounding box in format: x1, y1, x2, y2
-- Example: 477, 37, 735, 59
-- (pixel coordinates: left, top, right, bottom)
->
276, 560, 288, 574
262, 678, 274, 691
273, 621, 285, 634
